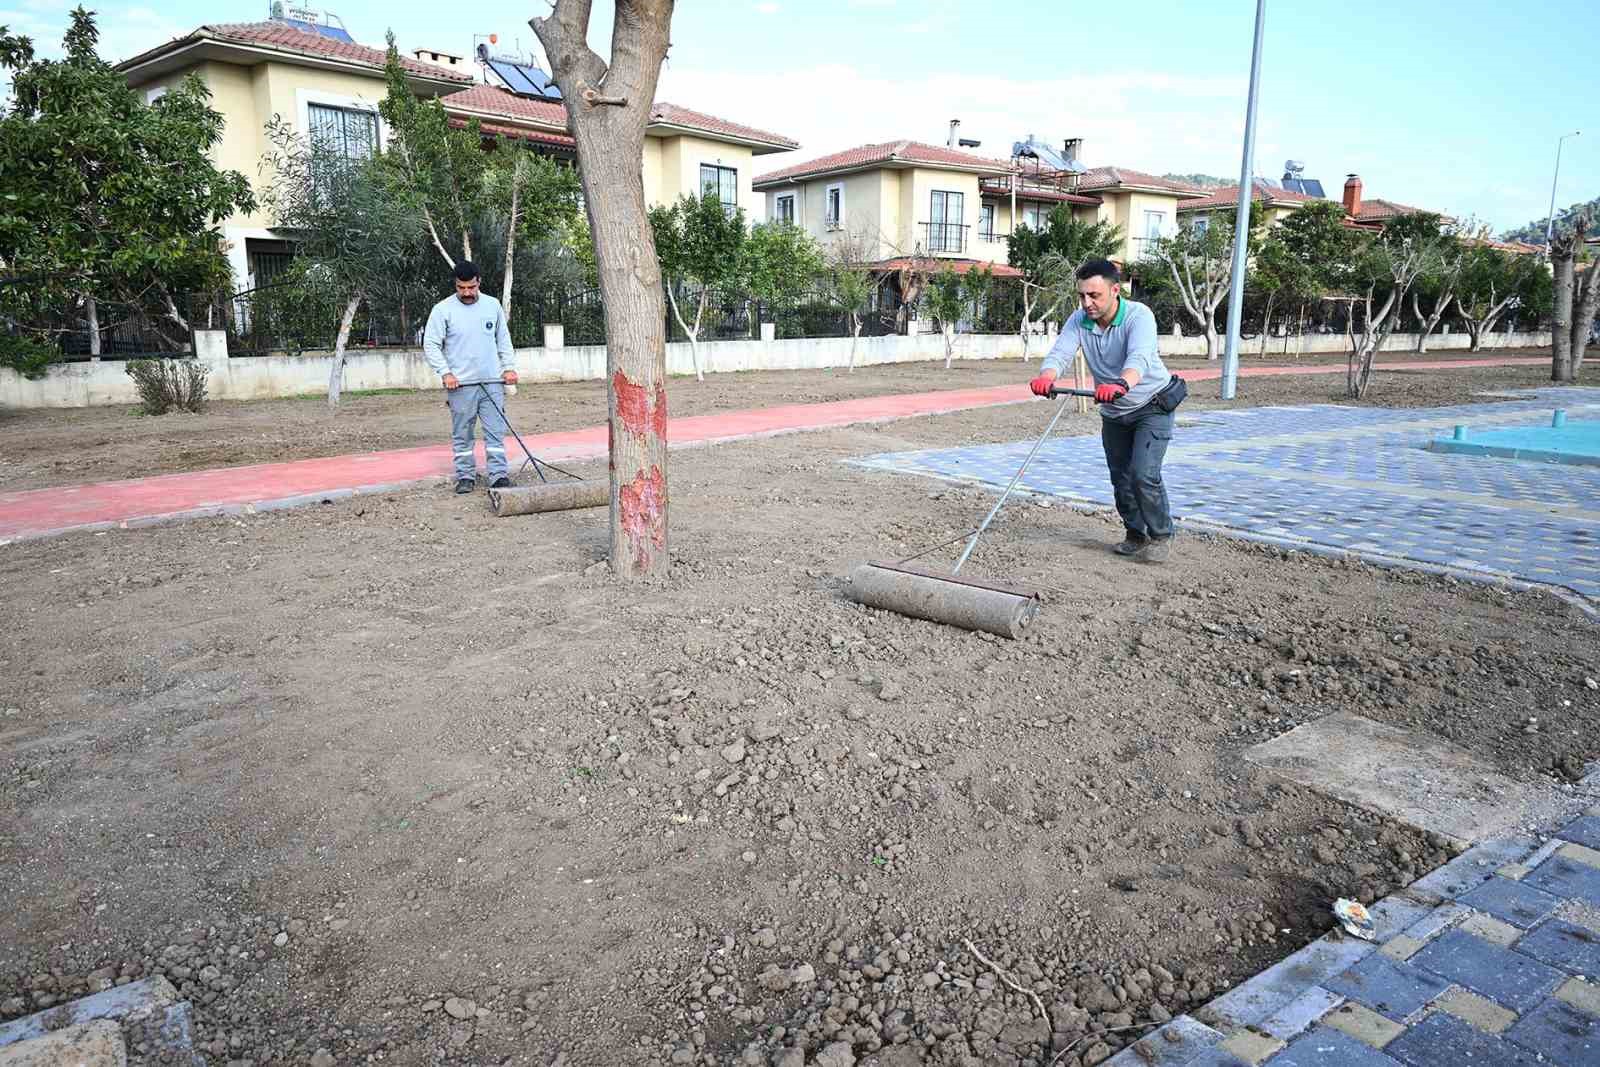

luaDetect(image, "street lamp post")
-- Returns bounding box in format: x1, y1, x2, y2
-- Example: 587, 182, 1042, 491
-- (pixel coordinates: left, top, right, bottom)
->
1220, 0, 1265, 401
1545, 130, 1580, 252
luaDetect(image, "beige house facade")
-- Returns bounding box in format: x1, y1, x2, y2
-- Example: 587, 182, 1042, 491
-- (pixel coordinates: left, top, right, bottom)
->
116, 19, 797, 290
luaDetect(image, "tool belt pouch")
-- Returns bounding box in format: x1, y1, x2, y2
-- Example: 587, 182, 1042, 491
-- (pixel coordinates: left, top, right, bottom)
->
1151, 374, 1188, 413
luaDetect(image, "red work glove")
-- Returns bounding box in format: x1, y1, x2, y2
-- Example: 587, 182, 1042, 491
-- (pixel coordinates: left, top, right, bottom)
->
1028, 372, 1057, 397
1094, 378, 1130, 404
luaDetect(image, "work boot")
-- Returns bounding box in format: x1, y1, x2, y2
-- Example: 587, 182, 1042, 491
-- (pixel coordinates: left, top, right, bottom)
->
1113, 532, 1148, 556
1138, 536, 1173, 564
488, 476, 513, 490
454, 478, 476, 495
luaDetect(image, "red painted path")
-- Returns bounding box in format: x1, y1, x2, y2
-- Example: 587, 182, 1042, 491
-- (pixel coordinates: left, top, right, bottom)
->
0, 357, 1548, 544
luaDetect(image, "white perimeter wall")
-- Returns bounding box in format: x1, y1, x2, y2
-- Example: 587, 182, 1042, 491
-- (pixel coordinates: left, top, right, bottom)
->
0, 328, 1556, 409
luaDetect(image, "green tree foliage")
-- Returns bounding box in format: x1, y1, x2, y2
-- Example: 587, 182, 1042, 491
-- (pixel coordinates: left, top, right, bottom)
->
1006, 205, 1121, 354
924, 266, 968, 369
741, 221, 825, 311
0, 7, 253, 366
1502, 195, 1600, 245
377, 36, 487, 268
261, 115, 424, 405
649, 192, 747, 381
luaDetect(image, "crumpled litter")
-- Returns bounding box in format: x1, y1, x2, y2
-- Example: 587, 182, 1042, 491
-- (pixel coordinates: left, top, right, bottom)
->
1333, 898, 1376, 941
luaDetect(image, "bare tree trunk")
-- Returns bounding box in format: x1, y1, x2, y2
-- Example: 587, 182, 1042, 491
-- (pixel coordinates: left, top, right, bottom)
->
1259, 291, 1276, 356
1412, 290, 1453, 354
1552, 238, 1577, 381
1353, 288, 1401, 398
942, 323, 956, 369
848, 316, 860, 372
1203, 320, 1219, 360
84, 294, 101, 358
1571, 265, 1599, 375
664, 284, 705, 382
502, 176, 521, 320
160, 287, 192, 333
328, 293, 362, 408
535, 0, 675, 579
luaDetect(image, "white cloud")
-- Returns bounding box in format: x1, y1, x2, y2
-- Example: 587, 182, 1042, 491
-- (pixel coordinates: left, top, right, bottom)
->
755, 2, 780, 13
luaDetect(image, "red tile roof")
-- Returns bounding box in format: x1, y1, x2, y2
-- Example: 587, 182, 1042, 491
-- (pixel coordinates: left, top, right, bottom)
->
872, 258, 1023, 278
755, 141, 1012, 186
1177, 179, 1322, 211
442, 87, 798, 150
1076, 167, 1208, 197
451, 117, 575, 152
195, 21, 472, 81
648, 103, 798, 149
444, 84, 567, 128
1352, 198, 1430, 222
1463, 236, 1542, 255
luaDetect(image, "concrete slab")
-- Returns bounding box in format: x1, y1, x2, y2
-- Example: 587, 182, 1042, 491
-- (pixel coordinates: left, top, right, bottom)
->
1197, 938, 1375, 1031
1244, 713, 1551, 844
1103, 1014, 1227, 1067
1514, 917, 1600, 975
0, 1019, 125, 1067
0, 979, 177, 1047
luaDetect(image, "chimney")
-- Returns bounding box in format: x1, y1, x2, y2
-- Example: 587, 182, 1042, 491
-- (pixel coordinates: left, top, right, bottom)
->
947, 119, 960, 148
1064, 138, 1082, 164
1343, 174, 1363, 218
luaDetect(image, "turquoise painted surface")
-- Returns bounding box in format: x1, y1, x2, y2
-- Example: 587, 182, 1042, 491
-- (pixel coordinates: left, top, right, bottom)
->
1429, 418, 1600, 466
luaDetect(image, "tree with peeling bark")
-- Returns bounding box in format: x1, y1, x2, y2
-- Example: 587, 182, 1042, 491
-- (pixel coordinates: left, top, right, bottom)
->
649, 192, 746, 381
1550, 210, 1598, 382
531, 0, 675, 579
1344, 226, 1445, 398
1147, 213, 1257, 360
261, 116, 422, 406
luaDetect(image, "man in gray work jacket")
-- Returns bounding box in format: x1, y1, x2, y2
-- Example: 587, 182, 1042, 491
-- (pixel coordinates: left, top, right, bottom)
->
423, 261, 518, 494
1028, 258, 1176, 562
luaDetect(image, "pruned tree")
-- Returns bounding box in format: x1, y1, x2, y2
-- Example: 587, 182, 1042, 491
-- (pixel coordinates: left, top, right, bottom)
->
1149, 214, 1251, 360
823, 226, 876, 372
924, 265, 966, 369
1344, 226, 1445, 398
1551, 209, 1598, 382
531, 0, 675, 579
1391, 215, 1462, 353
1458, 243, 1539, 353
1006, 206, 1121, 357
261, 116, 422, 406
650, 191, 745, 381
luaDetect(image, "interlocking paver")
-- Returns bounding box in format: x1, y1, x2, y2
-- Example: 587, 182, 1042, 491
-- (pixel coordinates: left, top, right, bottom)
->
1321, 956, 1450, 1022
852, 390, 1600, 608
1524, 855, 1600, 907
1559, 816, 1600, 851
1457, 912, 1521, 948
1263, 1026, 1403, 1065
1433, 987, 1517, 1033
1408, 928, 1567, 1013
1555, 976, 1600, 1016
1503, 997, 1600, 1063
1457, 876, 1562, 928
1383, 1011, 1542, 1067
1515, 918, 1600, 976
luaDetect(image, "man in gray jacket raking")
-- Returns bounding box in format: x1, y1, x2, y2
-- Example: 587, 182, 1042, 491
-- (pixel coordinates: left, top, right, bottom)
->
423, 261, 518, 494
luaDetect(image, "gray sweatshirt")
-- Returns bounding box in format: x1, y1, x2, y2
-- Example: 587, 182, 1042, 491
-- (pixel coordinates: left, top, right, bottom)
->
422, 293, 515, 382
1039, 298, 1171, 418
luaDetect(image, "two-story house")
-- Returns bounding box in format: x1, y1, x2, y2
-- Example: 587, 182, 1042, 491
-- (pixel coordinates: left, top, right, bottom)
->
1176, 174, 1445, 234
115, 17, 798, 290
1070, 167, 1209, 261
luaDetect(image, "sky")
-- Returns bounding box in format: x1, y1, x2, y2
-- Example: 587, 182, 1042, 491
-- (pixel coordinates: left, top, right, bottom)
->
3, 0, 1597, 235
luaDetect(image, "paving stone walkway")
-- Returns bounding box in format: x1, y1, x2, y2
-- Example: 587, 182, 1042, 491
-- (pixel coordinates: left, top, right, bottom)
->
1097, 806, 1600, 1067
848, 387, 1600, 608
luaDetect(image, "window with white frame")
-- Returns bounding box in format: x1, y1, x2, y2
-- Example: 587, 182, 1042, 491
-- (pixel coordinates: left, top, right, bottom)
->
308, 102, 378, 161
774, 194, 795, 225
824, 183, 843, 229
979, 203, 996, 240
1143, 210, 1168, 239
700, 163, 738, 216
144, 85, 167, 105
1191, 216, 1210, 234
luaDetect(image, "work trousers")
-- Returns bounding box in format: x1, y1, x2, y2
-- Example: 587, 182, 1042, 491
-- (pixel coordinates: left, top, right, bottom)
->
447, 382, 508, 482
1101, 404, 1174, 540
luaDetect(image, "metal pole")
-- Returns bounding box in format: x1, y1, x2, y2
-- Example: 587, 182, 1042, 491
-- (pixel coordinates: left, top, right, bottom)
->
1220, 0, 1265, 400
1545, 131, 1580, 253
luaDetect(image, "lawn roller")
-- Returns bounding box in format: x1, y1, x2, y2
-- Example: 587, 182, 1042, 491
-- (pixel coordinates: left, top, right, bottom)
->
454, 380, 608, 516
846, 385, 1095, 639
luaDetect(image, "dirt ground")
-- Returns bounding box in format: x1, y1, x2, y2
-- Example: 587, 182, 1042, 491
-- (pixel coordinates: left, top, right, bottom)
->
0, 346, 1561, 494
1, 352, 1598, 1067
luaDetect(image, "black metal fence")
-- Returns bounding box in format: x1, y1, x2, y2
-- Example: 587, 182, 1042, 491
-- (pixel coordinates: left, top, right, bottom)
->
1, 276, 197, 363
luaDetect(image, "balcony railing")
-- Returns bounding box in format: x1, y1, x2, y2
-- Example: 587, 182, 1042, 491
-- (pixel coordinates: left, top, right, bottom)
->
1130, 236, 1164, 259
920, 221, 969, 254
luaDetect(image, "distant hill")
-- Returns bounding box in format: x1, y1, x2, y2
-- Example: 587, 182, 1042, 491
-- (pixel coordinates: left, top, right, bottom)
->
1162, 173, 1231, 190
1503, 195, 1600, 243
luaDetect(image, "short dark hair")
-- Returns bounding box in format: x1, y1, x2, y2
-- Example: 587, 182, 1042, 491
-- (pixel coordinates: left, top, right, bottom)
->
1075, 258, 1121, 285
453, 261, 481, 282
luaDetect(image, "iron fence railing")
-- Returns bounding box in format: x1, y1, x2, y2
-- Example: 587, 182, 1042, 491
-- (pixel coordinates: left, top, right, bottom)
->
920, 222, 970, 254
